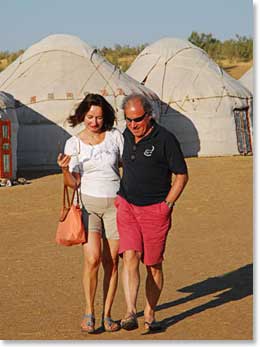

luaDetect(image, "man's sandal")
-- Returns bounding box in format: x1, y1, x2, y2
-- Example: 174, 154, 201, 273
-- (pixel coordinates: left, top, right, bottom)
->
143, 320, 163, 333
81, 313, 95, 333
102, 316, 120, 332
120, 314, 138, 331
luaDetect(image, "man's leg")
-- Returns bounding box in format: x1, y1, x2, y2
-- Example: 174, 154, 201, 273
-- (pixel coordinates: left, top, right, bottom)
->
144, 263, 163, 324
140, 201, 171, 327
121, 250, 142, 319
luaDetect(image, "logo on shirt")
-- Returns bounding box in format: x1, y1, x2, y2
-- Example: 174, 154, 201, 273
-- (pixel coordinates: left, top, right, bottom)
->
144, 146, 155, 157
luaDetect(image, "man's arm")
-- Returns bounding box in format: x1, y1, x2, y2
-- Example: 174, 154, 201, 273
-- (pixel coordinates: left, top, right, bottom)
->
165, 173, 189, 206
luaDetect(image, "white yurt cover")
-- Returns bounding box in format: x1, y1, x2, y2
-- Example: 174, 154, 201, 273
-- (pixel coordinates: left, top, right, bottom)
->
239, 67, 253, 94
127, 37, 253, 157
0, 92, 18, 178
0, 34, 160, 171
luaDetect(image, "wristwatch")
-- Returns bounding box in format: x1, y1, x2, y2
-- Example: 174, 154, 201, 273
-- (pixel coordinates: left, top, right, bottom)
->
164, 200, 175, 208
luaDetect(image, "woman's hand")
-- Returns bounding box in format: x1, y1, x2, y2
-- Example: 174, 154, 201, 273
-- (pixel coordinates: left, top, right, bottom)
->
57, 153, 71, 170
57, 153, 79, 188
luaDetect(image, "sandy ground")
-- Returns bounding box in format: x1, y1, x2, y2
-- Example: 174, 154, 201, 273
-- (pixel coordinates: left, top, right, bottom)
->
0, 156, 253, 341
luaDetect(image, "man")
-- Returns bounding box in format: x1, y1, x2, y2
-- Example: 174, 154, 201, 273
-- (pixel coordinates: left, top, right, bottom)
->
115, 93, 188, 332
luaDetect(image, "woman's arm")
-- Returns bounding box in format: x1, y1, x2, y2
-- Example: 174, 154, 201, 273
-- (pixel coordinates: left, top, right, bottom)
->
57, 153, 81, 189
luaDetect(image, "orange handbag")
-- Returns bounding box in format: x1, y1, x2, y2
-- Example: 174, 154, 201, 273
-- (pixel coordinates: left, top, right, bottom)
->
56, 185, 86, 246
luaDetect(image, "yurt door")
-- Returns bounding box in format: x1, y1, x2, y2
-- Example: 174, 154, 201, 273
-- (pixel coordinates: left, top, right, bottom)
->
0, 119, 12, 178
234, 109, 252, 155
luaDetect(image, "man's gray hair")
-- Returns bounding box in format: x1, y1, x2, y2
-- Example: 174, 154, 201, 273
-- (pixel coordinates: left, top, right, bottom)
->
122, 93, 153, 115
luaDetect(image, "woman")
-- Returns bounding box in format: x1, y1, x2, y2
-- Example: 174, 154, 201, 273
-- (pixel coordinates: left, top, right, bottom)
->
57, 94, 123, 333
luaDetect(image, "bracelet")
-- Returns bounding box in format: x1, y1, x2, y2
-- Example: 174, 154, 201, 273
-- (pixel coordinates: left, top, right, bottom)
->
61, 166, 69, 172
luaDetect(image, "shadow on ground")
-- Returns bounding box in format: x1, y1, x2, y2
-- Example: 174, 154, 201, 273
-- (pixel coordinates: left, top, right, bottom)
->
16, 169, 60, 180
136, 263, 253, 333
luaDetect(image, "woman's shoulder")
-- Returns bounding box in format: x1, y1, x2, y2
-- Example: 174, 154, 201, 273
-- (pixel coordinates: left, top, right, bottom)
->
106, 127, 124, 145
65, 135, 78, 146
64, 135, 79, 153
108, 127, 123, 139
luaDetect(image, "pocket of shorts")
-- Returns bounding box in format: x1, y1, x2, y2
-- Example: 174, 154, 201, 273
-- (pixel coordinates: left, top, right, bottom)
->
160, 201, 171, 215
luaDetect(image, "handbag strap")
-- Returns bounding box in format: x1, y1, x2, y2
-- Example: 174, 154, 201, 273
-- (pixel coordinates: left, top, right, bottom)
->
63, 185, 79, 208
62, 137, 81, 208
73, 187, 80, 205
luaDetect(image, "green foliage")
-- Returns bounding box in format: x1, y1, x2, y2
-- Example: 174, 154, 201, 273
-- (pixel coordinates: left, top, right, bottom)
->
188, 31, 253, 62
189, 31, 220, 51
0, 33, 253, 74
98, 44, 148, 71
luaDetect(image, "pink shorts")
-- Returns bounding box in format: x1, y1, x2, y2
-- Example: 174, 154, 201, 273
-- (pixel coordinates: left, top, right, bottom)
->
115, 195, 171, 265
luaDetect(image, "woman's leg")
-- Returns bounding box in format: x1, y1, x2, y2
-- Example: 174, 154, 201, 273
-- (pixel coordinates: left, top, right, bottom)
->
102, 239, 119, 318
82, 231, 102, 316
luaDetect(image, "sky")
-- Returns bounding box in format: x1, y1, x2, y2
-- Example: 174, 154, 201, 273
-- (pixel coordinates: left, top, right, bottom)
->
0, 0, 254, 52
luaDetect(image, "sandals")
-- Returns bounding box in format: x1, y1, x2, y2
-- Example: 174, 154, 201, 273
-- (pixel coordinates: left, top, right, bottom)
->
102, 316, 120, 332
143, 320, 163, 333
120, 313, 139, 331
81, 313, 95, 334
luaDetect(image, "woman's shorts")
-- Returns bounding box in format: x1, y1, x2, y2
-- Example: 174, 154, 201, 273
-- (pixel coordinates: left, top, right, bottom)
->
81, 194, 119, 240
115, 195, 171, 265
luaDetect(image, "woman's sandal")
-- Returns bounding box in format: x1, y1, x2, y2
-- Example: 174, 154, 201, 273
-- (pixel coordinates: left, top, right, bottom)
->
102, 316, 121, 332
120, 313, 138, 331
81, 313, 95, 333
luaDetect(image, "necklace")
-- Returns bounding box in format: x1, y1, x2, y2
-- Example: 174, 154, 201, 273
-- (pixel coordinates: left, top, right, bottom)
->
81, 130, 105, 145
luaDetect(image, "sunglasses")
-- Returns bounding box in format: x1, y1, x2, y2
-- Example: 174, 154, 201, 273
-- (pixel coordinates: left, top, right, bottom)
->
125, 112, 147, 123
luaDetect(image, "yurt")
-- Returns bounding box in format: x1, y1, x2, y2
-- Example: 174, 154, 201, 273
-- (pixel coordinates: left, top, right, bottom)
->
239, 67, 253, 94
0, 34, 160, 171
0, 92, 18, 178
127, 37, 253, 157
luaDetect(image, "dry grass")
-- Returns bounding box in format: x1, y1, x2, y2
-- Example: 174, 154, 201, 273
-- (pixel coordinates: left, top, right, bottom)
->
220, 60, 253, 79
0, 58, 8, 71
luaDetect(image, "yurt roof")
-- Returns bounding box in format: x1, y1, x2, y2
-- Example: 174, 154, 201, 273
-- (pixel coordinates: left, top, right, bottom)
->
127, 37, 252, 112
239, 67, 253, 93
21, 34, 95, 61
0, 34, 160, 129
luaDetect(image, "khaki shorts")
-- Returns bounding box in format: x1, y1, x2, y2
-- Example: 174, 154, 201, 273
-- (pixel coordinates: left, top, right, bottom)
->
81, 194, 119, 240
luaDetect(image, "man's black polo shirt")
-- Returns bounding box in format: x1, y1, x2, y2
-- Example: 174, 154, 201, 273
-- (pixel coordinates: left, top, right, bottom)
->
118, 121, 188, 206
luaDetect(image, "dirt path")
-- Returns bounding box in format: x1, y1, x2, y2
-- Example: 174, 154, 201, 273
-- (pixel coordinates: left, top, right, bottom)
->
0, 156, 253, 340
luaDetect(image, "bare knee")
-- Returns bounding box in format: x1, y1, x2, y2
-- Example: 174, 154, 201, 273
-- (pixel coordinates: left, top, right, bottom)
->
85, 254, 101, 270
123, 250, 141, 269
